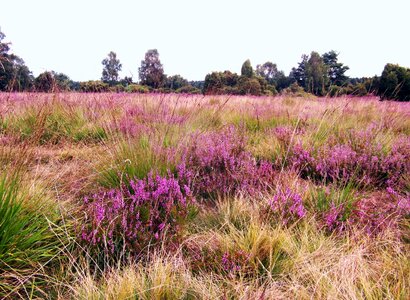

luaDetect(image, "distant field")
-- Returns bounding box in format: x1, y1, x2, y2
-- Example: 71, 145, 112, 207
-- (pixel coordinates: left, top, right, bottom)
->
0, 93, 409, 299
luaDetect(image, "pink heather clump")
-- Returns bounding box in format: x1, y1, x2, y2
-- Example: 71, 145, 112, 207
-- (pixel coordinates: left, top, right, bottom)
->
323, 203, 349, 233
81, 172, 195, 255
268, 188, 306, 225
316, 144, 358, 183
288, 143, 316, 177
381, 136, 410, 187
272, 126, 295, 146
323, 187, 409, 236
352, 188, 410, 235
288, 135, 409, 187
181, 127, 274, 198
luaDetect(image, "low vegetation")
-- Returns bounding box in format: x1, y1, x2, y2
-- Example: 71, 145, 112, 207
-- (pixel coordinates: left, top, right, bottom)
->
0, 92, 408, 299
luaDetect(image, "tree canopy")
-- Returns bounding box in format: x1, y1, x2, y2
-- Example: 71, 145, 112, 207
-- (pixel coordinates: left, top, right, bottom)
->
101, 51, 122, 85
138, 49, 165, 88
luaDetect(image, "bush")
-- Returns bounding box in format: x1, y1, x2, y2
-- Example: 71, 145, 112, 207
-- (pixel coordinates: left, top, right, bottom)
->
179, 127, 274, 198
80, 80, 109, 92
328, 85, 346, 97
109, 84, 125, 93
81, 172, 196, 261
175, 85, 202, 94
237, 76, 263, 96
126, 84, 150, 93
281, 82, 309, 97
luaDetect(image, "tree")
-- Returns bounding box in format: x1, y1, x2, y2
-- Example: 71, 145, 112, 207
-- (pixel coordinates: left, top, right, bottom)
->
35, 71, 55, 92
138, 49, 165, 88
203, 72, 225, 94
164, 74, 189, 90
305, 51, 329, 96
256, 62, 278, 83
241, 59, 254, 78
322, 50, 349, 86
290, 54, 308, 88
52, 71, 73, 91
101, 51, 122, 85
0, 29, 33, 91
378, 64, 410, 101
237, 77, 262, 95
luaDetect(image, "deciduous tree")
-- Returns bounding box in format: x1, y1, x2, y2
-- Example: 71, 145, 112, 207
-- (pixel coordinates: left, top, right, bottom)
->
101, 51, 122, 85
138, 49, 165, 88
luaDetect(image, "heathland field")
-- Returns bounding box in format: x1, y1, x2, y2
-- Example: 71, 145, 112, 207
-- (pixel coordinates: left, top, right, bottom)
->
0, 93, 409, 299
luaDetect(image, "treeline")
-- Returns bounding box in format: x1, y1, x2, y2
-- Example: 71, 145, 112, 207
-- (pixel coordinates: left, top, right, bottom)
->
0, 29, 409, 101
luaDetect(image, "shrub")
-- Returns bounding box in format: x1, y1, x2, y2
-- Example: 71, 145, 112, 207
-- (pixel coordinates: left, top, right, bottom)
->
180, 127, 274, 198
175, 85, 202, 94
109, 84, 126, 93
267, 188, 306, 225
126, 84, 150, 93
353, 188, 410, 235
287, 133, 410, 188
80, 80, 109, 92
237, 76, 262, 96
80, 172, 196, 261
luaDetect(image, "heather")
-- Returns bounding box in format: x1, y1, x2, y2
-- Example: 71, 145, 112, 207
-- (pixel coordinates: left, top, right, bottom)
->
0, 93, 409, 299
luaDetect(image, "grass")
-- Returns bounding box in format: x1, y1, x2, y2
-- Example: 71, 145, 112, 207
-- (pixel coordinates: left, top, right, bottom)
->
0, 92, 408, 299
0, 168, 71, 298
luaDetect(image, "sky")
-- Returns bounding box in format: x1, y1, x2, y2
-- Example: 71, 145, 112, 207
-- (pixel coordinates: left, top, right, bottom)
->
0, 0, 409, 82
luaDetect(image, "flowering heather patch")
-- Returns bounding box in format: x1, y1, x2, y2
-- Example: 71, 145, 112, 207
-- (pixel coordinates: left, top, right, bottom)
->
318, 186, 410, 235
81, 172, 196, 257
267, 188, 306, 225
287, 134, 410, 188
353, 188, 410, 235
287, 142, 317, 177
323, 203, 350, 233
272, 125, 305, 147
180, 127, 275, 198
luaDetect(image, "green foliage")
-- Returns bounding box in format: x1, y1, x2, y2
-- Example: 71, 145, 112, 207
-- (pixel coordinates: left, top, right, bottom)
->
80, 80, 109, 92
126, 84, 150, 93
35, 71, 56, 92
204, 72, 226, 95
255, 61, 288, 91
305, 51, 329, 96
101, 51, 122, 85
0, 172, 67, 297
241, 59, 254, 78
6, 105, 106, 144
378, 63, 410, 101
237, 76, 263, 95
281, 82, 309, 97
109, 84, 126, 92
97, 136, 178, 188
322, 50, 349, 86
138, 49, 165, 88
0, 29, 33, 91
164, 74, 189, 90
175, 85, 201, 94
52, 71, 73, 91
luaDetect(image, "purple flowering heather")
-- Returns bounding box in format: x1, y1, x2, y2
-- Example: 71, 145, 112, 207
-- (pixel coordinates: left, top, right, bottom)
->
268, 188, 306, 225
81, 172, 195, 256
181, 127, 275, 198
287, 135, 409, 187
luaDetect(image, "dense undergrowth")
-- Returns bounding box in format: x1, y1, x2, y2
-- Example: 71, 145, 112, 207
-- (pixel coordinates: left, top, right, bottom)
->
0, 93, 409, 299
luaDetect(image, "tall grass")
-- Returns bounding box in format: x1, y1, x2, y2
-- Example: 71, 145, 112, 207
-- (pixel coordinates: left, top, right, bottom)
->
0, 149, 71, 298
0, 93, 408, 299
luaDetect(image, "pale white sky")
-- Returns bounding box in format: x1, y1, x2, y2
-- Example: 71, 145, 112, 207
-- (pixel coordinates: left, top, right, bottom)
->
1, 0, 409, 81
